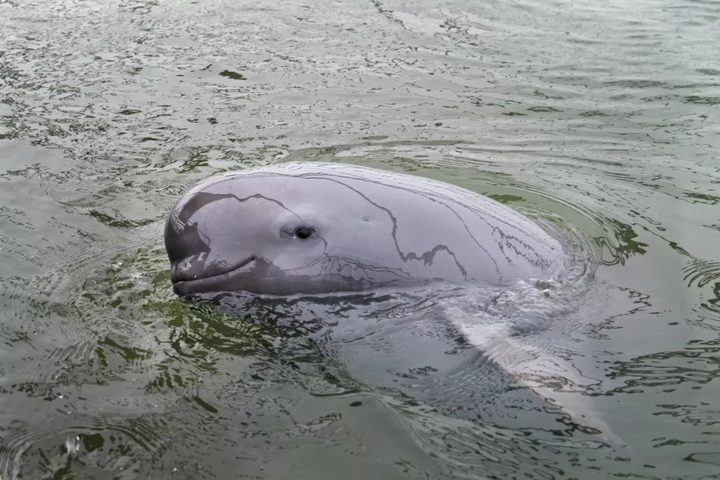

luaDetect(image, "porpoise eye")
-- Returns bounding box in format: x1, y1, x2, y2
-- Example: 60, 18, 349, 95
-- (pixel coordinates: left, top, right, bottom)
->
294, 226, 315, 239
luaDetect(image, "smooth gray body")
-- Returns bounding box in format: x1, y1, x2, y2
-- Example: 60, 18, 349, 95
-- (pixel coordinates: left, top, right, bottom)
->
165, 162, 567, 296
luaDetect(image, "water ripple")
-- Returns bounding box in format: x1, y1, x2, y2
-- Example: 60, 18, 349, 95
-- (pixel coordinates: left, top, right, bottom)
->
2, 0, 719, 477
0, 412, 173, 479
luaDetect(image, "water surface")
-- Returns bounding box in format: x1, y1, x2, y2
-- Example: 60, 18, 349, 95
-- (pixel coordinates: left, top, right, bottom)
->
1, 0, 719, 478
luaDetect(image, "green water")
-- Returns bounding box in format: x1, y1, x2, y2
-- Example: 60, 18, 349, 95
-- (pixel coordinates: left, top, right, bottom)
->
1, 0, 719, 478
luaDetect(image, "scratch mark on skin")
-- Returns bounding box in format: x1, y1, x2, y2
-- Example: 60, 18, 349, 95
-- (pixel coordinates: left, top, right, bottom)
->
304, 176, 472, 281
172, 191, 303, 227
295, 170, 553, 274
197, 167, 554, 279
293, 173, 504, 278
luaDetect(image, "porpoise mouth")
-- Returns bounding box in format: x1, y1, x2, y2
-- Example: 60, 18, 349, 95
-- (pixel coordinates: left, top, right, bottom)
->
172, 255, 257, 295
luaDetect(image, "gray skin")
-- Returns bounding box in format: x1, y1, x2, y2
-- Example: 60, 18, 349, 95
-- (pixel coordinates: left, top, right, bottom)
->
165, 162, 567, 297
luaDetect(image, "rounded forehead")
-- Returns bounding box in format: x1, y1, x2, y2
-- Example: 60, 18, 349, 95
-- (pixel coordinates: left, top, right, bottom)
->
182, 170, 426, 219
175, 162, 549, 243
186, 162, 439, 198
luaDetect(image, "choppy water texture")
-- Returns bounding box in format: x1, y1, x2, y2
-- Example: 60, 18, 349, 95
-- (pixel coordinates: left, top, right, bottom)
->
1, 0, 719, 478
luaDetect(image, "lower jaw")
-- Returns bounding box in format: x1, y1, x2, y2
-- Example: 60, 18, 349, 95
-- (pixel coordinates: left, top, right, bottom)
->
172, 275, 316, 297
170, 262, 445, 297
172, 274, 427, 298
172, 268, 257, 297
172, 257, 259, 296
173, 276, 243, 297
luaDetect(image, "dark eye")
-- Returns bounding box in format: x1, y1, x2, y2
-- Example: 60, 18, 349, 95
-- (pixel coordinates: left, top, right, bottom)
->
294, 226, 315, 239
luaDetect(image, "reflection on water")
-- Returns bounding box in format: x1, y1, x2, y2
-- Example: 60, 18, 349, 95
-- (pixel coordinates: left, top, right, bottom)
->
1, 0, 720, 477
594, 219, 648, 267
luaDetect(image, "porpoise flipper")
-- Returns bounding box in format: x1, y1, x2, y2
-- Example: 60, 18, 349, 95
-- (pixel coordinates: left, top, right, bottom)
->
456, 320, 626, 449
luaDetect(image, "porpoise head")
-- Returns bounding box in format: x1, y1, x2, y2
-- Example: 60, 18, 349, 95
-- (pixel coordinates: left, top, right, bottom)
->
165, 163, 567, 297
164, 167, 439, 297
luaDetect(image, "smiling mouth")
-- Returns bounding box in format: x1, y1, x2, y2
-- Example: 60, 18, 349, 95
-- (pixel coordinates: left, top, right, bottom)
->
172, 255, 257, 292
